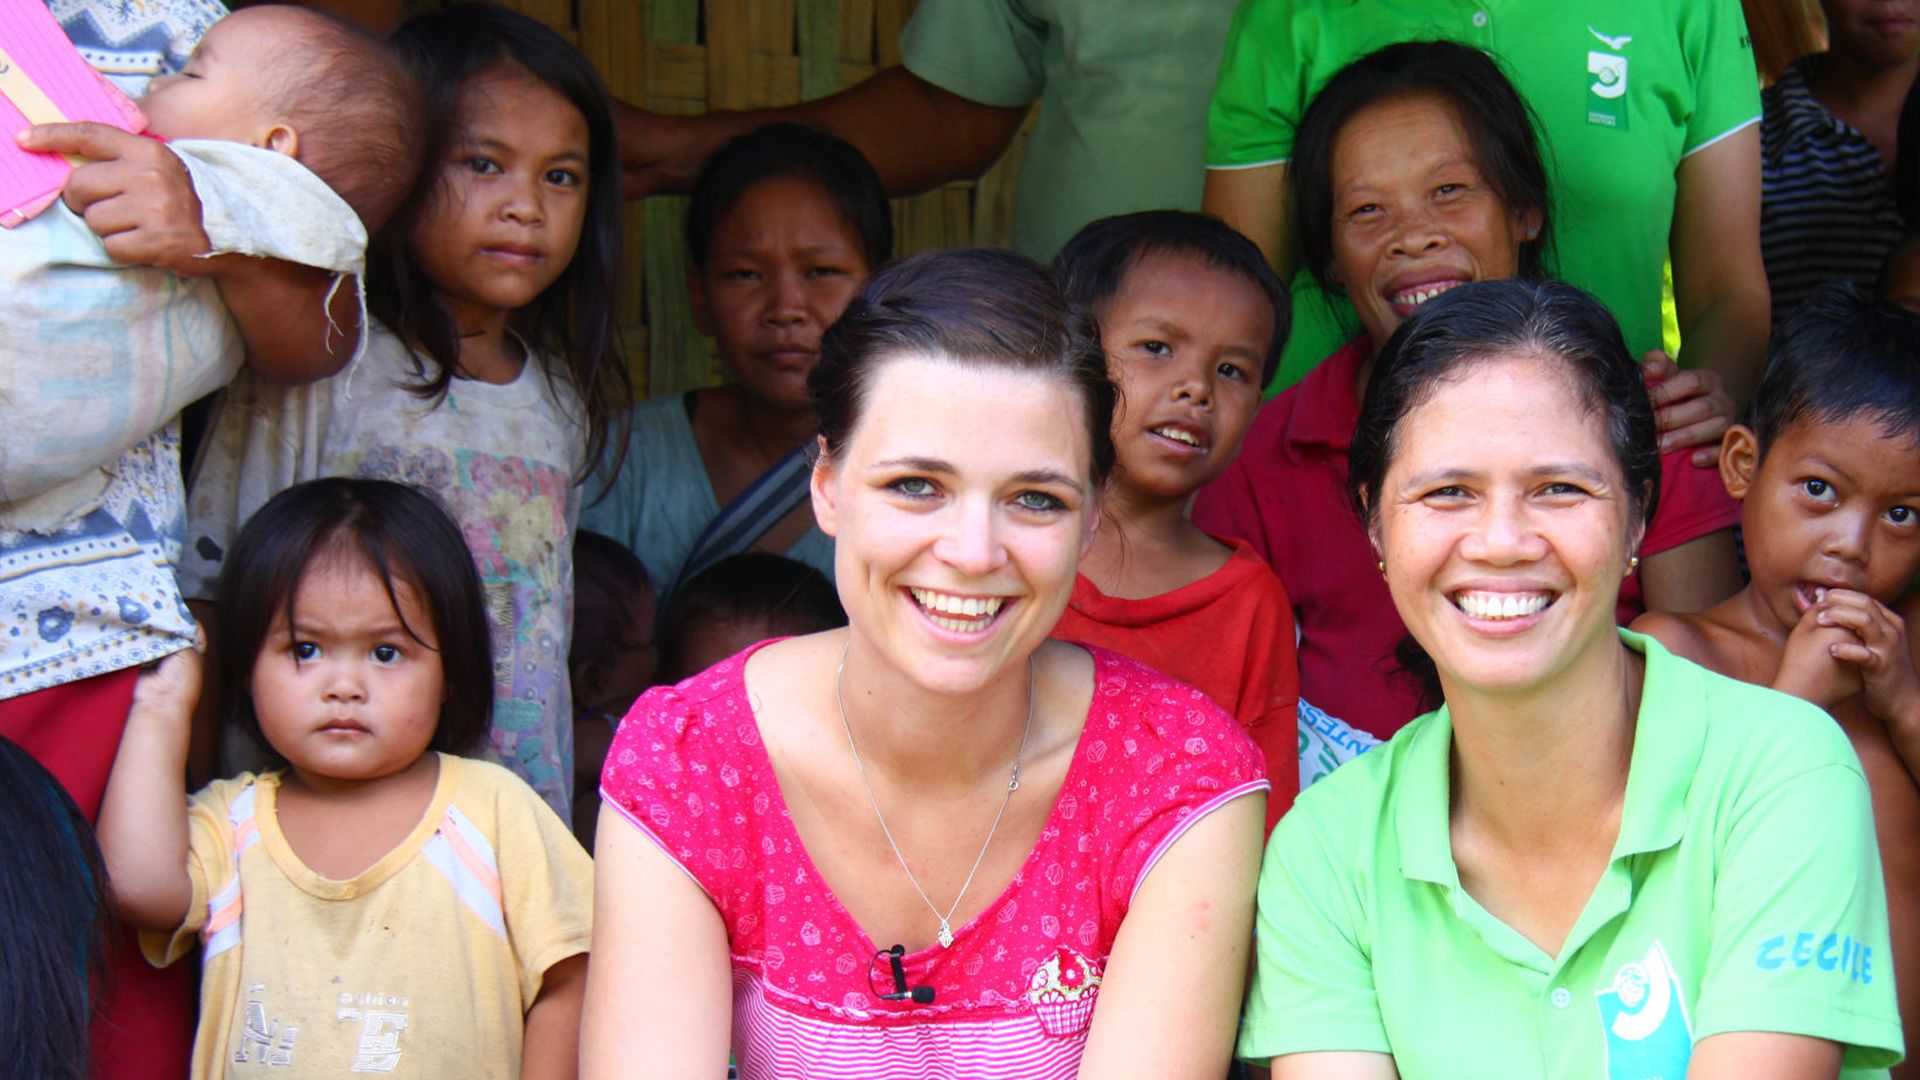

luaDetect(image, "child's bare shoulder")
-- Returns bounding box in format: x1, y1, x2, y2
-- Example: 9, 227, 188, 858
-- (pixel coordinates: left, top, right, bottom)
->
1633, 601, 1776, 683
1631, 608, 1724, 667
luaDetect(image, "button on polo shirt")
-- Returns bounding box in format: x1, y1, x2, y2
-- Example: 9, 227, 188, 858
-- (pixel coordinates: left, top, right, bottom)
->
1239, 631, 1903, 1077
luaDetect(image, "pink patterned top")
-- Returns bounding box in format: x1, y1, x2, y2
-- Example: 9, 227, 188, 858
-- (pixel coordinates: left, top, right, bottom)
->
600, 642, 1268, 1079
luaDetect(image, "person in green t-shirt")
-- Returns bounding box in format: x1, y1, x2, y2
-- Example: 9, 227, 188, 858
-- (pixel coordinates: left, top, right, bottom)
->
1240, 279, 1902, 1079
1203, 0, 1769, 421
613, 0, 1240, 261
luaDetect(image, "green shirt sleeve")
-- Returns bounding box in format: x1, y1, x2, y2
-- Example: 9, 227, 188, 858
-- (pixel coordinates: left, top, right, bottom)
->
1679, 0, 1762, 155
1696, 758, 1904, 1068
1204, 0, 1298, 167
1238, 804, 1392, 1061
897, 0, 1047, 109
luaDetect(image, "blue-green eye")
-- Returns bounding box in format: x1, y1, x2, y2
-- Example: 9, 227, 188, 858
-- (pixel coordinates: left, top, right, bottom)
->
889, 477, 936, 498
1014, 491, 1066, 512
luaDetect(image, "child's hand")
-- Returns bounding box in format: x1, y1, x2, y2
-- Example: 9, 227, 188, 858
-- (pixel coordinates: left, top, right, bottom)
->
1775, 599, 1866, 710
1641, 349, 1734, 466
1810, 589, 1920, 728
130, 644, 204, 732
15, 122, 212, 276
101, 641, 201, 930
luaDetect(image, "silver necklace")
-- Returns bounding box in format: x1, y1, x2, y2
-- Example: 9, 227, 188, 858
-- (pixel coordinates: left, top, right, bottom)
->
835, 641, 1034, 949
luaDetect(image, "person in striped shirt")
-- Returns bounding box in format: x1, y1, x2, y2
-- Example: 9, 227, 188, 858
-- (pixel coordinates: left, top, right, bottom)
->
1761, 0, 1918, 325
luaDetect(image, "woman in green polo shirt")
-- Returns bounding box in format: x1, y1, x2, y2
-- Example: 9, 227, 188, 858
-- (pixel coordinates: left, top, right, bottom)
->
1238, 279, 1903, 1079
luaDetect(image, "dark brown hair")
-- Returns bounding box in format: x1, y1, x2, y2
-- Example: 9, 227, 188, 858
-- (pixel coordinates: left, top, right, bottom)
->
215, 478, 494, 764
810, 248, 1117, 486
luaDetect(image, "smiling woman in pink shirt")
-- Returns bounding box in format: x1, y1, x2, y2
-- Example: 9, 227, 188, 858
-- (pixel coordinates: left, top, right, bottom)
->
583, 249, 1267, 1079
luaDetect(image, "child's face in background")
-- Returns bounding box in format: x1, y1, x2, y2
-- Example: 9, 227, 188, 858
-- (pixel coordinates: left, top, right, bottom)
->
1102, 252, 1271, 503
573, 583, 657, 714
691, 176, 872, 413
410, 65, 590, 335
250, 553, 445, 788
138, 8, 288, 143
668, 614, 775, 684
1726, 413, 1920, 631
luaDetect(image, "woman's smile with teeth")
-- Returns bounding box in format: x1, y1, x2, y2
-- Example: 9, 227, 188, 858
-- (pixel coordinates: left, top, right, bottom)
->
1150, 426, 1203, 447
1453, 590, 1552, 620
909, 587, 1006, 632
1390, 281, 1463, 308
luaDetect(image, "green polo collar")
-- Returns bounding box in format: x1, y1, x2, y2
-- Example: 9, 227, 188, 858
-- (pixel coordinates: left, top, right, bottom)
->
1395, 629, 1709, 887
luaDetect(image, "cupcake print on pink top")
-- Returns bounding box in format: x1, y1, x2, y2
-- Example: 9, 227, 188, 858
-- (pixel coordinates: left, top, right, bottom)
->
1028, 945, 1103, 1037
600, 642, 1266, 1078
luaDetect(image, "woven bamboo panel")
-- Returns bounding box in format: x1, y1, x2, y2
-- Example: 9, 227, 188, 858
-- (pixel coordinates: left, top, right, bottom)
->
494, 0, 1027, 400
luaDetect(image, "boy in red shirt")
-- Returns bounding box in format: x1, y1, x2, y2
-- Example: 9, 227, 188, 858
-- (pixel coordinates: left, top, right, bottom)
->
1051, 211, 1301, 825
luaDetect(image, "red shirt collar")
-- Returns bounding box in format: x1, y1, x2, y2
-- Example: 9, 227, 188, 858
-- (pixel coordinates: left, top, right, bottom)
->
1282, 336, 1371, 451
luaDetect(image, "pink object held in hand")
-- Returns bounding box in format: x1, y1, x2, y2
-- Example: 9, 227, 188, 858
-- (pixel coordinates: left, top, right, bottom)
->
0, 0, 147, 227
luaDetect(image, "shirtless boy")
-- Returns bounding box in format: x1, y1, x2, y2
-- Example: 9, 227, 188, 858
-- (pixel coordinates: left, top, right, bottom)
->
1634, 283, 1920, 1077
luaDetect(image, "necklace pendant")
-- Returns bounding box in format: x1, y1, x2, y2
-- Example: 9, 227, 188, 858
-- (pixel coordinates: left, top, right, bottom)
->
937, 922, 955, 948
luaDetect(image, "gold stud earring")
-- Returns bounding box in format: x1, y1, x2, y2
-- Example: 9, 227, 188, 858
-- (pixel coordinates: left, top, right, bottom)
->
1626, 555, 1641, 576
1377, 559, 1387, 576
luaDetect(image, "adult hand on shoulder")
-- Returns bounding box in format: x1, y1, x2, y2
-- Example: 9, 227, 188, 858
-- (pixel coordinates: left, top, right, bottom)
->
1641, 350, 1735, 467
1812, 589, 1920, 731
18, 122, 214, 276
1775, 596, 1869, 710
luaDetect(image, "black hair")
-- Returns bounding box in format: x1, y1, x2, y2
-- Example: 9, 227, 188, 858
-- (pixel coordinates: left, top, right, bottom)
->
0, 736, 113, 1080
1350, 278, 1660, 530
1052, 210, 1292, 389
570, 529, 655, 677
656, 553, 846, 681
811, 248, 1118, 486
686, 123, 893, 272
369, 2, 630, 480
214, 478, 494, 765
1897, 74, 1920, 229
1292, 40, 1552, 291
1752, 283, 1920, 454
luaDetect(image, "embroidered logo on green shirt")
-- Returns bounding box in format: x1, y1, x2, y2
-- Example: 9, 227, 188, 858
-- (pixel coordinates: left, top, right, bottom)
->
1587, 49, 1629, 130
